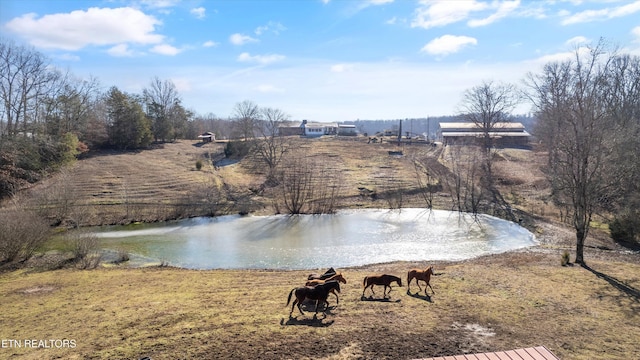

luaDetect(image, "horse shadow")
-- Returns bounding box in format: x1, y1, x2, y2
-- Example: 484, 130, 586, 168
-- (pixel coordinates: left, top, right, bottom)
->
281, 316, 335, 327
360, 295, 401, 303
406, 290, 433, 302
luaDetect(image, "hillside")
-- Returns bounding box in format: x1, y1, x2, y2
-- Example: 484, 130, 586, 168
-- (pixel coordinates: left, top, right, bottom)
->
3, 136, 562, 229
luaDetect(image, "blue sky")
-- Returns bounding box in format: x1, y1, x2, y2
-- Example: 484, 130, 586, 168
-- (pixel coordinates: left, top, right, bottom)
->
2, 0, 639, 121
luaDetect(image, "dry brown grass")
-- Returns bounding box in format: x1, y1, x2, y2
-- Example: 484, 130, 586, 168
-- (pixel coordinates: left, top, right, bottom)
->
1, 250, 638, 359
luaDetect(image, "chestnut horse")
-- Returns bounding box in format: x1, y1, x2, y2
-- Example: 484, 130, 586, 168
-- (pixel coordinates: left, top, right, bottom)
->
287, 280, 341, 316
305, 273, 347, 305
407, 266, 435, 295
362, 274, 402, 298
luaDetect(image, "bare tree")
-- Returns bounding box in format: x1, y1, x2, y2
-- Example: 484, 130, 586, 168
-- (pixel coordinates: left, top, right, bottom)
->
457, 81, 520, 219
458, 81, 521, 151
41, 74, 101, 139
143, 77, 182, 142
232, 100, 260, 140
255, 107, 291, 181
526, 41, 629, 264
0, 39, 59, 137
442, 146, 484, 216
277, 154, 314, 214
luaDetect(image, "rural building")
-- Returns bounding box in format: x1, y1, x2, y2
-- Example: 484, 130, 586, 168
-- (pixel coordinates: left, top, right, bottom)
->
278, 121, 305, 136
197, 132, 215, 143
279, 120, 338, 137
438, 122, 530, 147
337, 124, 357, 136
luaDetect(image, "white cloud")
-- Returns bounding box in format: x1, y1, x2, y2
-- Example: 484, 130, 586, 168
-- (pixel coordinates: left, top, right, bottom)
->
386, 16, 397, 25
203, 40, 218, 48
150, 44, 181, 56
330, 63, 355, 72
369, 0, 394, 5
56, 53, 81, 61
411, 0, 487, 29
140, 0, 180, 9
107, 44, 136, 57
527, 46, 591, 67
237, 52, 285, 64
4, 7, 164, 50
565, 36, 589, 46
468, 0, 520, 27
633, 26, 640, 41
229, 33, 258, 45
322, 0, 331, 4
561, 1, 640, 25
190, 7, 206, 19
255, 21, 287, 36
420, 35, 477, 56
171, 77, 192, 92
254, 84, 285, 93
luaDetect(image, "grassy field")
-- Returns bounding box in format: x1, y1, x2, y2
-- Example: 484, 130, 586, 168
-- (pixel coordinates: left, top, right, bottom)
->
1, 137, 639, 359
1, 251, 638, 359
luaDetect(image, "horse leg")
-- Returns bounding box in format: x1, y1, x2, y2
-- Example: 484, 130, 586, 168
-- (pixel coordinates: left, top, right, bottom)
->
428, 282, 435, 295
296, 296, 305, 315
332, 289, 339, 305
290, 298, 298, 316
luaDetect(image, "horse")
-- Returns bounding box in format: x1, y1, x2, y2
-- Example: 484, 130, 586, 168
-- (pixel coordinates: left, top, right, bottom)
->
287, 280, 341, 316
305, 273, 347, 305
407, 266, 435, 295
307, 267, 336, 281
362, 274, 402, 298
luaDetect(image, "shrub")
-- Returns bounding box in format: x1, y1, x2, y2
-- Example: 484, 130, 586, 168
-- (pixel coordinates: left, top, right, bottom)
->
0, 209, 50, 263
113, 247, 130, 264
67, 230, 102, 269
195, 159, 203, 171
224, 140, 255, 158
561, 250, 570, 266
609, 213, 639, 246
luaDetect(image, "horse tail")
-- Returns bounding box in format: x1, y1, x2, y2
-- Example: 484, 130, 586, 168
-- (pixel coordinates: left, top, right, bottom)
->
286, 288, 296, 306
362, 276, 368, 288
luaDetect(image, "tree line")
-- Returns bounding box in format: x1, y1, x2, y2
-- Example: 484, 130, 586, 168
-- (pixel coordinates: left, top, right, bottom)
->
0, 39, 271, 198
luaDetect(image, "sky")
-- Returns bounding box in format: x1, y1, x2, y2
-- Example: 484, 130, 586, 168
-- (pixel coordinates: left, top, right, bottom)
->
1, 0, 639, 122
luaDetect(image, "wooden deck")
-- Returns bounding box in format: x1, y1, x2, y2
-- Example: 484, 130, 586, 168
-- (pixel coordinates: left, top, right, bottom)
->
419, 346, 560, 360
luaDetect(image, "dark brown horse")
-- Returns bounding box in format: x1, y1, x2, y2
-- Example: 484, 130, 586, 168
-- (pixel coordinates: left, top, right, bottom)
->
307, 267, 336, 281
362, 274, 402, 298
407, 266, 435, 295
287, 280, 341, 316
305, 273, 347, 305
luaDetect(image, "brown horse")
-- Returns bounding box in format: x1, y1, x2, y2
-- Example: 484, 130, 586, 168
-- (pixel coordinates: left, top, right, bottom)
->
407, 266, 435, 295
305, 273, 347, 286
287, 280, 341, 316
305, 273, 347, 305
362, 274, 402, 298
307, 267, 336, 281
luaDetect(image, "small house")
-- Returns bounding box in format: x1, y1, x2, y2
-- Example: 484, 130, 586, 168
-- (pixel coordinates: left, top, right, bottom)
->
198, 132, 215, 143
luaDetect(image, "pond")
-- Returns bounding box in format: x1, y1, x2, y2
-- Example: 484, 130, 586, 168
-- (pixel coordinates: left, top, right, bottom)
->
94, 208, 536, 270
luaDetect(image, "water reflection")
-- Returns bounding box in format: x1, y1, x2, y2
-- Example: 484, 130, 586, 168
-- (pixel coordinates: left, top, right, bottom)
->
94, 208, 536, 270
